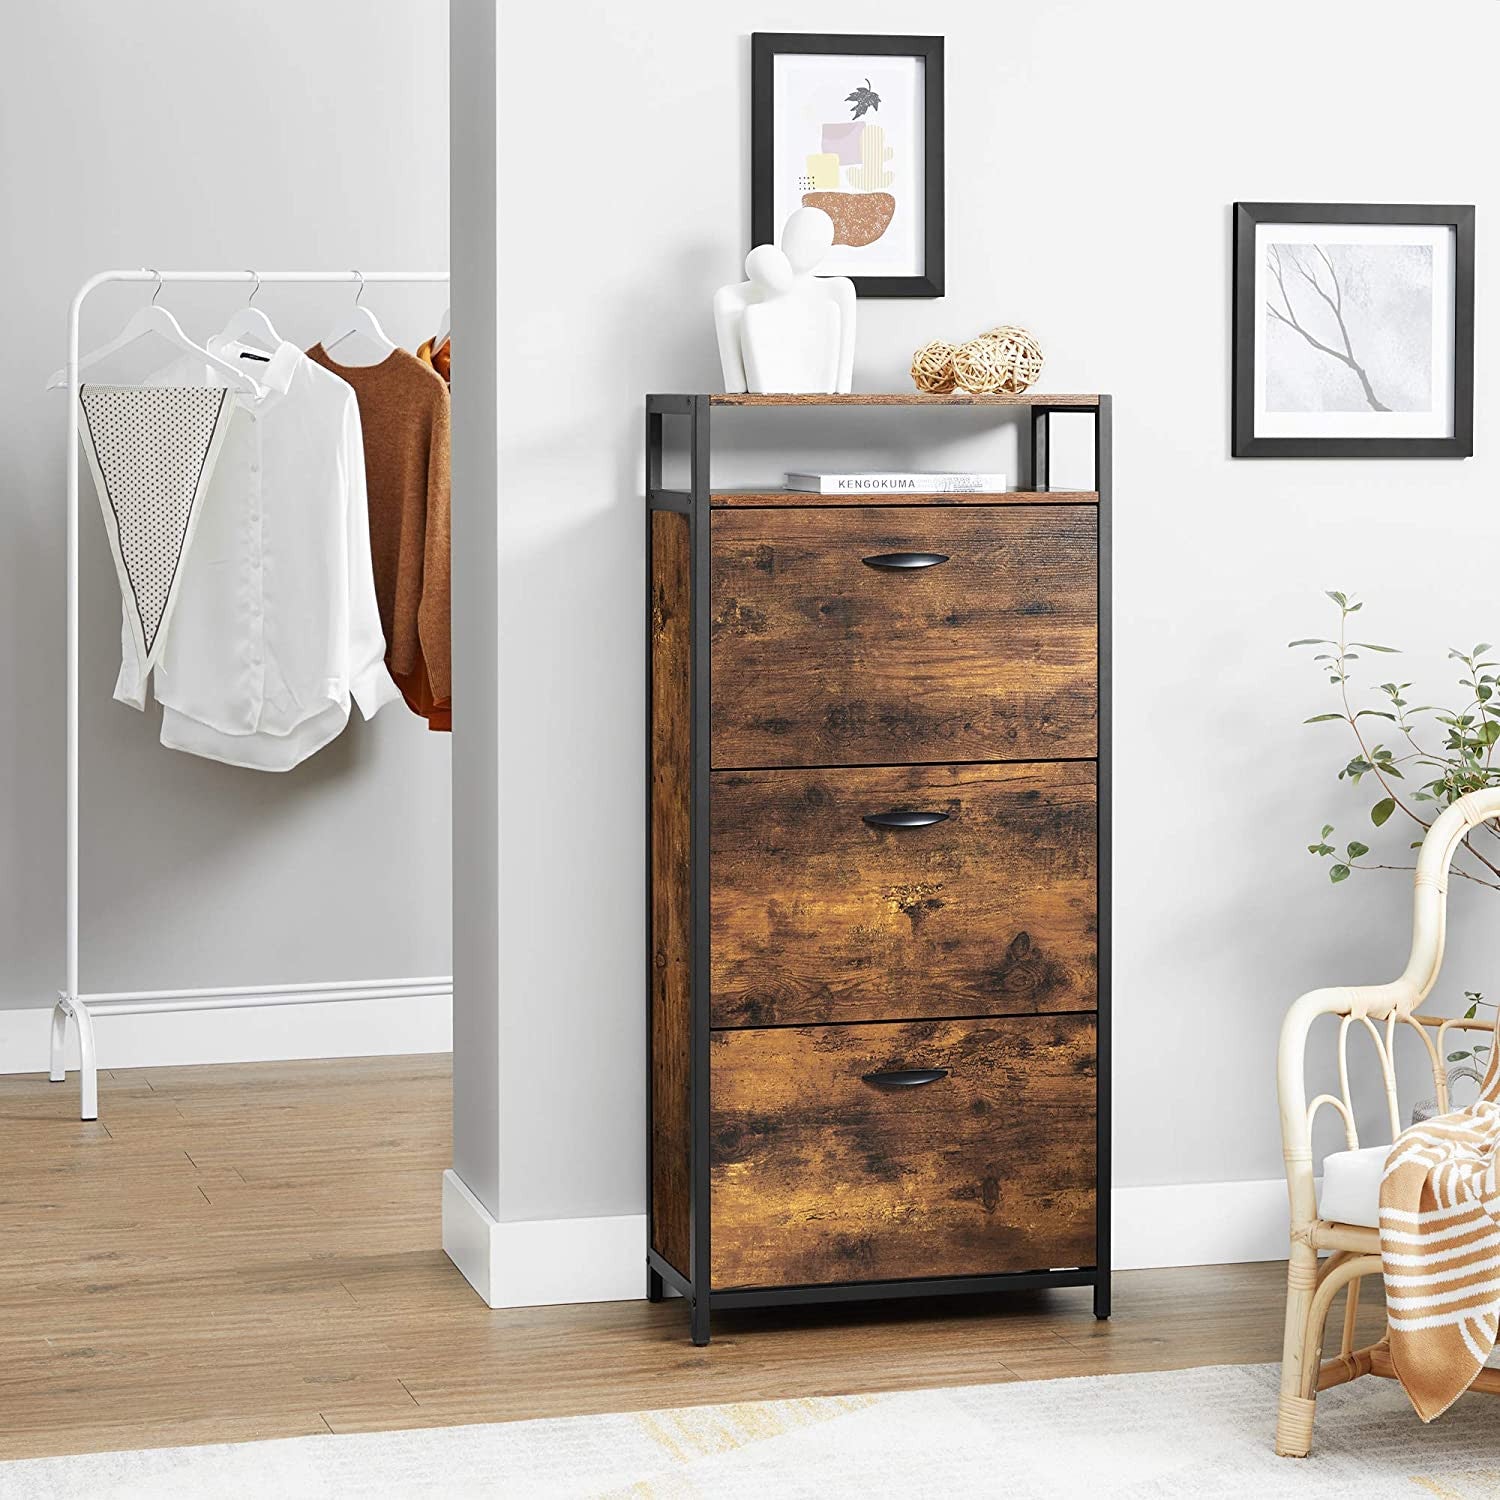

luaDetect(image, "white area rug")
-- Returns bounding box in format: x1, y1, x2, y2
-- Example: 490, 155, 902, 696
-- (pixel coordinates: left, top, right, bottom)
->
6, 1362, 1500, 1499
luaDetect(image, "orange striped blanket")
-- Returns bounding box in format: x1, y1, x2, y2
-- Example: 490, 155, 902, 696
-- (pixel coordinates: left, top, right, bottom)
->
1382, 1053, 1500, 1420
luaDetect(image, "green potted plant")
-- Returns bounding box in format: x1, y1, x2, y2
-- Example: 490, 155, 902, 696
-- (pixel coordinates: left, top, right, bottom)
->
1293, 591, 1496, 1101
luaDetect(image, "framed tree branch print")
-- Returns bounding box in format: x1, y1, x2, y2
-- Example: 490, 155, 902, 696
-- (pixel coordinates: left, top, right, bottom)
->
752, 33, 944, 298
1233, 202, 1474, 457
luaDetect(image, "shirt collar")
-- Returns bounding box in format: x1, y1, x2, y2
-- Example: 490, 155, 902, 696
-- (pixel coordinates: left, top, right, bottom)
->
204, 336, 301, 399
261, 341, 302, 395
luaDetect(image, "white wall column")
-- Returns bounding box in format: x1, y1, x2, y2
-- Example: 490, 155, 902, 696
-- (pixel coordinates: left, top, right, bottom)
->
445, 0, 505, 1293
445, 0, 644, 1308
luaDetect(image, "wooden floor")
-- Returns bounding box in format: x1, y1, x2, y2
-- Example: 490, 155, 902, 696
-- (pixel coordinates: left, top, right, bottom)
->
0, 1054, 1378, 1462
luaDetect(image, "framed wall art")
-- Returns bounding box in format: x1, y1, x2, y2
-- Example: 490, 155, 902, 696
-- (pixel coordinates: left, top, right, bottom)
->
1232, 202, 1474, 458
751, 32, 944, 298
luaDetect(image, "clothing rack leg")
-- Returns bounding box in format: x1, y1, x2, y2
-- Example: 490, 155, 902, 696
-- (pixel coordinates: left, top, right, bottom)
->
49, 997, 68, 1082
69, 1000, 98, 1121
63, 279, 85, 1118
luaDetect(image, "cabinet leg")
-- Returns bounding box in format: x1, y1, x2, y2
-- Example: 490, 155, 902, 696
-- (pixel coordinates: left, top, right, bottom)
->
1094, 1273, 1112, 1320
647, 1265, 664, 1303
690, 1296, 711, 1347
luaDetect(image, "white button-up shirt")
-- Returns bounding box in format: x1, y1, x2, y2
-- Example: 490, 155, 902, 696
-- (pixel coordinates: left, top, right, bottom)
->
122, 339, 398, 769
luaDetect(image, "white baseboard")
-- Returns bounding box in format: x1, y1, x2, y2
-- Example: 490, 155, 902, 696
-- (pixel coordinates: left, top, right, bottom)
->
442, 1170, 647, 1308
0, 990, 452, 1074
1112, 1176, 1295, 1271
440, 1172, 1298, 1309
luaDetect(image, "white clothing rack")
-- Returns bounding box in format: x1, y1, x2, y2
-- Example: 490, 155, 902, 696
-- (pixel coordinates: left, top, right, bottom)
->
53, 269, 452, 1120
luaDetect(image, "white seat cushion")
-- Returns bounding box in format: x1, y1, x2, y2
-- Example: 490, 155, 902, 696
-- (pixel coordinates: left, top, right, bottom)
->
1319, 1144, 1388, 1228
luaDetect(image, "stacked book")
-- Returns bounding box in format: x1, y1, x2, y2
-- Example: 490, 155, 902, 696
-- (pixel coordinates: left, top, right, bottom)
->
785, 470, 1008, 495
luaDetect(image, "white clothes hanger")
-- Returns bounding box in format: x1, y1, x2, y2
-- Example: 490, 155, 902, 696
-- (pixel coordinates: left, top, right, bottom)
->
320, 271, 397, 365
213, 270, 282, 352
47, 272, 259, 391
433, 304, 451, 350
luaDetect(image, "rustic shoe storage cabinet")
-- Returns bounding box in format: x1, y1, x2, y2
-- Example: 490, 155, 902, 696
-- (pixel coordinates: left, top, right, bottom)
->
645, 392, 1111, 1344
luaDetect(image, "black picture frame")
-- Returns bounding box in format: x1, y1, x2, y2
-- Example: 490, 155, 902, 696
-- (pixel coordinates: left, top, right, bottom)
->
1232, 202, 1474, 458
751, 32, 944, 299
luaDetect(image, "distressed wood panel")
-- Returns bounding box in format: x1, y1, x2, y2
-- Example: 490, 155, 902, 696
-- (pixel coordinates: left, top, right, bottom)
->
649, 509, 692, 1276
710, 761, 1096, 1028
710, 507, 1098, 768
710, 1016, 1097, 1291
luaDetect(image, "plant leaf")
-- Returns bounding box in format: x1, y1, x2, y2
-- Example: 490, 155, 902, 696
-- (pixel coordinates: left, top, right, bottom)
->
1371, 797, 1396, 827
1346, 841, 1369, 858
845, 79, 881, 118
1305, 713, 1344, 723
1330, 864, 1351, 883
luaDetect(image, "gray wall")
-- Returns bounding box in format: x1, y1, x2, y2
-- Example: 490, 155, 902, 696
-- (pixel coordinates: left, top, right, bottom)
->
450, 0, 502, 1218
0, 2, 453, 1057
458, 0, 1500, 1226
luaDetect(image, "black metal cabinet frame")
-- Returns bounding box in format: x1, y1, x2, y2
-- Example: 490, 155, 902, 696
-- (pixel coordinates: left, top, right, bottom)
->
645, 394, 1112, 1345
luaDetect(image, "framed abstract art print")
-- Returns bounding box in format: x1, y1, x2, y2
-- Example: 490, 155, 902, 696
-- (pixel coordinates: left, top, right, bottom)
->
751, 33, 944, 298
1232, 202, 1474, 458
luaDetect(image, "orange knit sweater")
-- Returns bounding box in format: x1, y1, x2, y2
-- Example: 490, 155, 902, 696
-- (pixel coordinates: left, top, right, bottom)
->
417, 335, 450, 386
306, 344, 451, 730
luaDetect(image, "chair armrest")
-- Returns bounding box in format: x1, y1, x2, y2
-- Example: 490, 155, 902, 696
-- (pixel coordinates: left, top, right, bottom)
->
1276, 788, 1500, 1231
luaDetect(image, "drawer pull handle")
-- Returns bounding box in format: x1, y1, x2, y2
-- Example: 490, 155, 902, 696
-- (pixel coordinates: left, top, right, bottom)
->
861, 551, 950, 570
862, 809, 949, 830
862, 1068, 949, 1089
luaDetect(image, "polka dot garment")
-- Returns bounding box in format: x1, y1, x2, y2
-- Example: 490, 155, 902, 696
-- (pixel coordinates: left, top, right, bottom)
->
79, 384, 232, 660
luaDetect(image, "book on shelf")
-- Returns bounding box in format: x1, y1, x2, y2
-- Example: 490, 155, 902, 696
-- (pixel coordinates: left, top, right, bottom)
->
784, 470, 1009, 495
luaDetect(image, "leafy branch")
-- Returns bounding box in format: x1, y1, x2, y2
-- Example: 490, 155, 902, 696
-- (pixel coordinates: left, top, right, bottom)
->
1292, 591, 1500, 891
1445, 992, 1494, 1070
1294, 594, 1500, 1107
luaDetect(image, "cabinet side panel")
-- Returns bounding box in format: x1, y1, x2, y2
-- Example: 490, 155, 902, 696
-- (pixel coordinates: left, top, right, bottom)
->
650, 509, 693, 1275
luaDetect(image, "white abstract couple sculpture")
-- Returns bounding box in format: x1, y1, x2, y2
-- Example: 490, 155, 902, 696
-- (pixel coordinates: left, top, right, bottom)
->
714, 208, 855, 395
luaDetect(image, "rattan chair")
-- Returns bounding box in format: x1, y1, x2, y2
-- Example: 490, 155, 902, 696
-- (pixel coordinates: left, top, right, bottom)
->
1276, 787, 1500, 1458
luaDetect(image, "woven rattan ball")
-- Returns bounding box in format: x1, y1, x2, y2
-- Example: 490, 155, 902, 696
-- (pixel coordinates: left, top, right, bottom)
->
950, 337, 1009, 395
976, 324, 1045, 394
909, 339, 957, 394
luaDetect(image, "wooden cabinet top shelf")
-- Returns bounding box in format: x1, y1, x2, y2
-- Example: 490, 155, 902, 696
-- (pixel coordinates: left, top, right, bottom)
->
707, 488, 1099, 508
706, 392, 1100, 408
646, 392, 1102, 409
